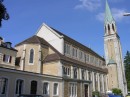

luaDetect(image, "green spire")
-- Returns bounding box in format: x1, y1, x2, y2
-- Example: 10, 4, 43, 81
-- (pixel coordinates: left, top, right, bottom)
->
105, 0, 114, 24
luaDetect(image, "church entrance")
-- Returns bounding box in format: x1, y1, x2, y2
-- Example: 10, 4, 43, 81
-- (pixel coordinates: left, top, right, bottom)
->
84, 84, 89, 97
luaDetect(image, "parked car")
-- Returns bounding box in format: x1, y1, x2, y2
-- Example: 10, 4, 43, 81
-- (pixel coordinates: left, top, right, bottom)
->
18, 94, 43, 97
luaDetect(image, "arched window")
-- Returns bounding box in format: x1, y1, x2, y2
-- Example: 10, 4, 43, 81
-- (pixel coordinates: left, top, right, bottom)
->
29, 49, 34, 63
30, 80, 37, 94
108, 24, 111, 35
112, 24, 115, 31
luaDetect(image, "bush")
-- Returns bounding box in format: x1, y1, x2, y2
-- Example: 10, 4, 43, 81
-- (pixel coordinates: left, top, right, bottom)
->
92, 91, 100, 97
112, 88, 122, 95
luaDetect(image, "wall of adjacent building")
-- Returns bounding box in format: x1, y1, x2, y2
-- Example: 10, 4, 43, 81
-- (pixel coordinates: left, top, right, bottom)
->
0, 47, 17, 68
0, 68, 63, 97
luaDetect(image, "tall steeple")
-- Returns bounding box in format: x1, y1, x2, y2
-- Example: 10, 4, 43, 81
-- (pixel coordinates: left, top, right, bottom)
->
105, 0, 114, 24
104, 0, 127, 96
104, 0, 117, 36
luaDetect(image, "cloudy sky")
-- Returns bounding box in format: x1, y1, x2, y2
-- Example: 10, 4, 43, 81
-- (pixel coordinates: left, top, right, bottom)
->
1, 0, 130, 57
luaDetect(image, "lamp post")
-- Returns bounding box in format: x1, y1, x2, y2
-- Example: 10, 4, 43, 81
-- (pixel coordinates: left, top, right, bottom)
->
123, 13, 130, 16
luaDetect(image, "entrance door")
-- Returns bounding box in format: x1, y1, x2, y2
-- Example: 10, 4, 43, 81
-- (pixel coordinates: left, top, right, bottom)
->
30, 80, 37, 94
84, 84, 88, 97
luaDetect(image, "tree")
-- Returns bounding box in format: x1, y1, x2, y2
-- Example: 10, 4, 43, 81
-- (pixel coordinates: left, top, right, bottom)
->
0, 0, 9, 27
112, 88, 122, 95
124, 51, 130, 91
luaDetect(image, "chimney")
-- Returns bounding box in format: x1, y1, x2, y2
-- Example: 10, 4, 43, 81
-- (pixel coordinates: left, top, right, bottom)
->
6, 42, 12, 48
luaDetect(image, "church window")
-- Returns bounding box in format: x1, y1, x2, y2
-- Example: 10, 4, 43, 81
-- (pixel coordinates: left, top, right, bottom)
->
108, 24, 111, 35
79, 50, 83, 60
29, 49, 34, 63
62, 66, 70, 76
73, 67, 78, 79
53, 83, 58, 96
43, 82, 49, 95
81, 69, 85, 80
112, 24, 115, 31
64, 43, 71, 55
72, 47, 78, 58
90, 55, 94, 64
88, 71, 91, 80
0, 78, 8, 95
15, 79, 24, 95
30, 80, 37, 94
69, 83, 77, 97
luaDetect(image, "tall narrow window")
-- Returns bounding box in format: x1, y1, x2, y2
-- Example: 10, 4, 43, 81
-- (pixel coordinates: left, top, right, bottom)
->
73, 67, 78, 79
88, 72, 91, 80
29, 49, 34, 63
69, 83, 77, 97
108, 24, 111, 35
30, 80, 37, 94
112, 24, 115, 31
53, 83, 58, 95
43, 82, 49, 95
81, 69, 85, 80
0, 78, 8, 95
15, 79, 24, 95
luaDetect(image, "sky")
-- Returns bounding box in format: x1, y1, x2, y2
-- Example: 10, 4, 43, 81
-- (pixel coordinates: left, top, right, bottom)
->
0, 0, 130, 58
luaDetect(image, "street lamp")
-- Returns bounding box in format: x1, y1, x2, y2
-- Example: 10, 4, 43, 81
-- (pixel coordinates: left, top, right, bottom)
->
123, 13, 130, 16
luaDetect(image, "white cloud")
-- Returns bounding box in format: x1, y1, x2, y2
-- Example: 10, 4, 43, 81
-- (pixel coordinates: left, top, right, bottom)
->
96, 8, 126, 22
96, 12, 104, 22
112, 8, 126, 21
75, 0, 101, 11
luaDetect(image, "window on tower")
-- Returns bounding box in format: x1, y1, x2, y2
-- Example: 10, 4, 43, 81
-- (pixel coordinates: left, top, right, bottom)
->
108, 24, 111, 35
112, 24, 115, 31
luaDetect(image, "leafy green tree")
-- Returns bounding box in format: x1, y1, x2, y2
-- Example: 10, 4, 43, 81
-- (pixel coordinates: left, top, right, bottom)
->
92, 91, 101, 97
124, 51, 130, 91
0, 0, 9, 27
112, 88, 122, 95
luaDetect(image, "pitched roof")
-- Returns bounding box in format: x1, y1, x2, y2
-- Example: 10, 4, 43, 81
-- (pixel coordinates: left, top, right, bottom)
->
105, 0, 114, 24
108, 59, 116, 65
0, 42, 17, 51
44, 52, 108, 73
15, 33, 107, 73
15, 35, 49, 47
51, 27, 105, 61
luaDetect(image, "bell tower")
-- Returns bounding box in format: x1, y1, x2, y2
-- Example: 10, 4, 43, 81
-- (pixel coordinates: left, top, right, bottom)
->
104, 0, 127, 96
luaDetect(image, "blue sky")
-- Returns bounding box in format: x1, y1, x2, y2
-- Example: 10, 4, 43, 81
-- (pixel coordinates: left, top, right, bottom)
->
0, 0, 130, 58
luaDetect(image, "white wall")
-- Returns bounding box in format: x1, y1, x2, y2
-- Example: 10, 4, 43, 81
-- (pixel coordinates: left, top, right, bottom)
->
36, 24, 64, 54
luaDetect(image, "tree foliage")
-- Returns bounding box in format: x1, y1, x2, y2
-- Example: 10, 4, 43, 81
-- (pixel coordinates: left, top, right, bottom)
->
124, 51, 130, 91
112, 88, 122, 95
92, 91, 101, 97
0, 0, 9, 27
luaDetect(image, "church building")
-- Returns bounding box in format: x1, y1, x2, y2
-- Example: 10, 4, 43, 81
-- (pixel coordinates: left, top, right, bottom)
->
0, 0, 127, 97
104, 0, 127, 96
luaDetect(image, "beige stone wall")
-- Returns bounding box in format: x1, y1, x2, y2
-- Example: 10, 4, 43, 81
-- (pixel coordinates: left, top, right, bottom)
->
48, 47, 55, 54
107, 40, 116, 60
64, 81, 69, 97
77, 82, 81, 97
108, 64, 118, 90
43, 61, 62, 77
0, 68, 63, 97
0, 47, 17, 68
15, 44, 49, 73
